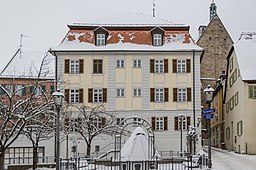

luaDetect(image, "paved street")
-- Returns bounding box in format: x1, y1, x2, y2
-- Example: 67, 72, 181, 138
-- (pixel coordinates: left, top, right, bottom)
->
207, 147, 256, 170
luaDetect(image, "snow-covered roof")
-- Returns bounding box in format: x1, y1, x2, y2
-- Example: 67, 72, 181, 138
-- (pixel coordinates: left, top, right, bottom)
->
235, 32, 256, 81
70, 13, 186, 27
0, 50, 55, 79
51, 13, 202, 53
121, 127, 159, 161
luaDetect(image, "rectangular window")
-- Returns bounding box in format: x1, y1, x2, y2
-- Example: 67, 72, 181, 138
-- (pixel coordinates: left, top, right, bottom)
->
178, 88, 186, 102
154, 60, 164, 73
177, 59, 186, 73
117, 118, 125, 126
70, 60, 79, 74
116, 88, 125, 97
133, 88, 141, 97
134, 117, 142, 125
70, 89, 79, 103
156, 117, 164, 130
248, 85, 256, 99
229, 57, 233, 73
133, 59, 141, 68
237, 121, 243, 136
91, 117, 104, 128
226, 127, 230, 139
15, 85, 23, 96
155, 88, 164, 102
93, 59, 103, 73
179, 116, 186, 130
96, 34, 105, 46
116, 60, 125, 68
153, 34, 162, 46
93, 89, 103, 103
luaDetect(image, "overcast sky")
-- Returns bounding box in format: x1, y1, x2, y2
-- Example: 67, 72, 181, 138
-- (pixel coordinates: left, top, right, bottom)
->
0, 0, 255, 71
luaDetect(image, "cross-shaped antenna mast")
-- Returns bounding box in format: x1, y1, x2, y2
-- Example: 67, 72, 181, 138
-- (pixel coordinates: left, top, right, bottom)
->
19, 34, 29, 58
152, 0, 156, 17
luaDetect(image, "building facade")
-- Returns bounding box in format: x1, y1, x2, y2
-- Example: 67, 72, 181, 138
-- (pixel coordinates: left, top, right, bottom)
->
50, 14, 204, 156
224, 33, 256, 154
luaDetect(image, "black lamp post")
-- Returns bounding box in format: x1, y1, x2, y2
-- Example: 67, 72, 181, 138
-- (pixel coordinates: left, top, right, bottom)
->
179, 113, 185, 157
204, 85, 214, 169
52, 89, 64, 170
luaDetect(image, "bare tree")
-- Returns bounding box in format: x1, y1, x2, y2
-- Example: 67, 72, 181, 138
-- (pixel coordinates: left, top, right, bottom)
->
0, 52, 55, 170
65, 104, 117, 157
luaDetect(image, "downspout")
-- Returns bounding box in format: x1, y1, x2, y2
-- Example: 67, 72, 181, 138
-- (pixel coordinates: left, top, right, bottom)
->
193, 50, 196, 154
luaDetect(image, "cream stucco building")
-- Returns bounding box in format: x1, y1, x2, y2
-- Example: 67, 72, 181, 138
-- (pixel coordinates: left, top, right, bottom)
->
224, 32, 256, 154
50, 14, 204, 157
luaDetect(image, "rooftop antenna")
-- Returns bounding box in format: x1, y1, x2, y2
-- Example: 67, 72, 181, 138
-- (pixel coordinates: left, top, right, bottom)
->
19, 34, 29, 58
152, 0, 156, 17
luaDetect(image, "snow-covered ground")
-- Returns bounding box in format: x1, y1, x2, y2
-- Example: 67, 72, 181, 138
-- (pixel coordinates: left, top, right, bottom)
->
206, 147, 256, 170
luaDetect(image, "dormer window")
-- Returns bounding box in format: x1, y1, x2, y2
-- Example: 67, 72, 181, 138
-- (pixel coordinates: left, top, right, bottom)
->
151, 27, 165, 46
97, 34, 106, 46
153, 34, 162, 46
94, 27, 109, 46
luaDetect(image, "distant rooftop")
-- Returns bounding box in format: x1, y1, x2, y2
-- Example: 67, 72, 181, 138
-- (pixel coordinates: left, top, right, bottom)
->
0, 50, 55, 79
69, 13, 187, 28
235, 32, 256, 81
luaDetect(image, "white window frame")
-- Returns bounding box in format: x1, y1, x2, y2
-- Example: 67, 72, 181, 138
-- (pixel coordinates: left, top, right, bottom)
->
237, 121, 243, 136
133, 59, 141, 68
117, 118, 125, 126
70, 60, 79, 74
155, 88, 164, 102
70, 89, 79, 103
155, 117, 164, 130
92, 117, 103, 128
96, 34, 105, 46
116, 88, 125, 97
93, 89, 103, 103
155, 60, 164, 73
133, 88, 141, 97
133, 117, 142, 125
179, 116, 187, 130
177, 59, 186, 73
178, 88, 187, 102
153, 34, 162, 46
116, 60, 125, 68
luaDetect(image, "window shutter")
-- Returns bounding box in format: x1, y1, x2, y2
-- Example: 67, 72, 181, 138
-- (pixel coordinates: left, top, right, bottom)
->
88, 88, 93, 103
103, 88, 107, 102
173, 88, 177, 102
248, 85, 254, 99
172, 59, 177, 73
174, 117, 178, 130
187, 116, 191, 129
41, 85, 46, 93
65, 59, 70, 73
164, 117, 168, 130
187, 88, 191, 102
164, 59, 168, 73
150, 59, 154, 73
79, 89, 83, 103
22, 86, 26, 96
64, 89, 69, 103
50, 85, 55, 94
151, 117, 156, 130
186, 59, 191, 73
79, 59, 84, 73
150, 88, 155, 102
164, 88, 169, 102
30, 86, 34, 94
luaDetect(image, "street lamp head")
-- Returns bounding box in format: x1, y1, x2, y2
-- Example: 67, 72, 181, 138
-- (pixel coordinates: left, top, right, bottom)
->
204, 85, 215, 102
52, 89, 64, 107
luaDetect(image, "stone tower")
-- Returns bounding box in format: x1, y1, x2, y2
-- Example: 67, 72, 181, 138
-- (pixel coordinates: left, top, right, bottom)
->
197, 1, 233, 146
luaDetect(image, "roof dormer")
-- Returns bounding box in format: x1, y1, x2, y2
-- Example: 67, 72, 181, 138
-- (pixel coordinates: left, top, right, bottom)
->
93, 27, 109, 46
150, 27, 165, 46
